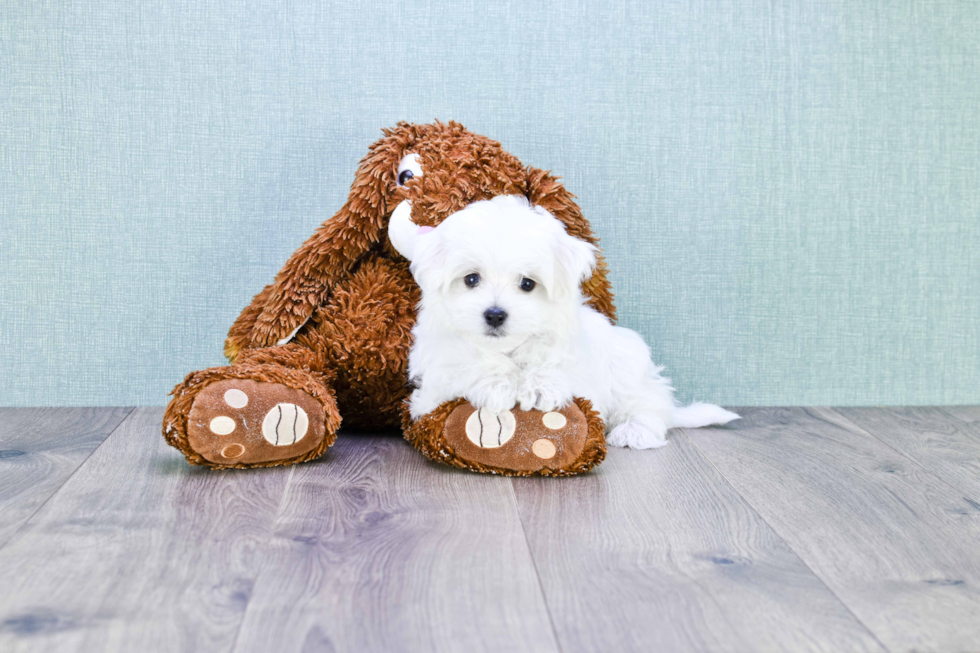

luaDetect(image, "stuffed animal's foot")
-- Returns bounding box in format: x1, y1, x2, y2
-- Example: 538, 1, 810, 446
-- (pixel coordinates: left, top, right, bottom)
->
164, 364, 340, 469
403, 398, 606, 476
185, 379, 328, 466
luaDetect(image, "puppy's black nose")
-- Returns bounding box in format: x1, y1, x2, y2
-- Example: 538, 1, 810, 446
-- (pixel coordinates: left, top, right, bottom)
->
484, 307, 508, 328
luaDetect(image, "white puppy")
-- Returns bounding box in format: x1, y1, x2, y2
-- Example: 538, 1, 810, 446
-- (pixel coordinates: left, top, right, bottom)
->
404, 195, 738, 448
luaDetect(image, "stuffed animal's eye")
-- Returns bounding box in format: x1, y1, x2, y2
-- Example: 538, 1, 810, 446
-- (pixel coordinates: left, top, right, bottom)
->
464, 273, 481, 288
397, 153, 423, 186
520, 277, 536, 292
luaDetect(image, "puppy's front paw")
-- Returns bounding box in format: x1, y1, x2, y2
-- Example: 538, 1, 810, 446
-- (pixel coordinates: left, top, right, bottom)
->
517, 375, 572, 412
409, 388, 444, 420
467, 377, 518, 413
517, 386, 570, 413
607, 415, 669, 449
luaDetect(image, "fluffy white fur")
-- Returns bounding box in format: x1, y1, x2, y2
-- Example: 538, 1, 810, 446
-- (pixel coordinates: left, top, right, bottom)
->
406, 195, 738, 449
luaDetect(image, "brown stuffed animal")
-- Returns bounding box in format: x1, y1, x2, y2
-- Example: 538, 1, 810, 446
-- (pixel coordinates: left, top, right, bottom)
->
163, 121, 614, 475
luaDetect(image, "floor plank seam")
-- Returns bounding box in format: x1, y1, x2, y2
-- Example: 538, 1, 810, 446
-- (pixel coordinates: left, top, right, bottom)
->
819, 408, 980, 506
0, 406, 136, 556
226, 464, 297, 653
679, 427, 894, 653
509, 478, 565, 653
938, 406, 980, 427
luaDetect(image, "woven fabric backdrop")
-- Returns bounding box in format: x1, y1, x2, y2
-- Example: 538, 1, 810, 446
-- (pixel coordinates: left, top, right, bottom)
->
2, 0, 978, 407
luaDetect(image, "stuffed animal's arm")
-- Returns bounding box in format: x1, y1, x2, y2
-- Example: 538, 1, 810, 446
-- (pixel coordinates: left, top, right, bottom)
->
224, 283, 274, 362
229, 199, 386, 355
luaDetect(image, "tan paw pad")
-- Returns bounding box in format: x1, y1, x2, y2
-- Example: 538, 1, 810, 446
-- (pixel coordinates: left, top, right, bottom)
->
209, 416, 236, 435
541, 411, 567, 430
465, 408, 517, 448
221, 443, 245, 459
532, 438, 557, 459
223, 388, 249, 408
262, 403, 309, 446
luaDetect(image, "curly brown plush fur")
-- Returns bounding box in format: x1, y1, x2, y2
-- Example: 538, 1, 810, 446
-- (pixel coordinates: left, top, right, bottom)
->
163, 355, 341, 469
402, 397, 607, 477
164, 120, 615, 471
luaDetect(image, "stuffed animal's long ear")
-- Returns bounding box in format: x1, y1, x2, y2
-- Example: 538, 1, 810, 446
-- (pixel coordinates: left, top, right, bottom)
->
525, 166, 617, 321
226, 135, 405, 355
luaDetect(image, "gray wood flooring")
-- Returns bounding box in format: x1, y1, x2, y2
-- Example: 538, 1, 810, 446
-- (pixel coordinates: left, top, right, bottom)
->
1, 406, 978, 653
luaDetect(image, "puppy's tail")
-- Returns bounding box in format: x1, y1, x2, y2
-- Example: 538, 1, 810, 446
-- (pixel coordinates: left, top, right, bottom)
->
670, 402, 740, 429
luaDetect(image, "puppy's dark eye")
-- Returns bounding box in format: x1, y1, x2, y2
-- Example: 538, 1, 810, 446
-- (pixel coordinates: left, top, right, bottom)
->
520, 277, 536, 292
397, 169, 414, 186
464, 273, 481, 288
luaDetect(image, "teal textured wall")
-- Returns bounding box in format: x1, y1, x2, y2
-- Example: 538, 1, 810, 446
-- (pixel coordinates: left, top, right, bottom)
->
2, 1, 978, 407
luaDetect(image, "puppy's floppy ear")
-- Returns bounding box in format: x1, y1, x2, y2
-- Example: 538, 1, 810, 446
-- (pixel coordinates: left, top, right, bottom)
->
552, 228, 598, 299
409, 230, 450, 296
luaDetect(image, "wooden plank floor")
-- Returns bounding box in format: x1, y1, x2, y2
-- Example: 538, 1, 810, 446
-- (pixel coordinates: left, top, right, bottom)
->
0, 407, 978, 652
0, 408, 133, 548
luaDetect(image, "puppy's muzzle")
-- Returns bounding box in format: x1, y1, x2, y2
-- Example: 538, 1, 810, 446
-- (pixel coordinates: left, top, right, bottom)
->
484, 307, 508, 328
